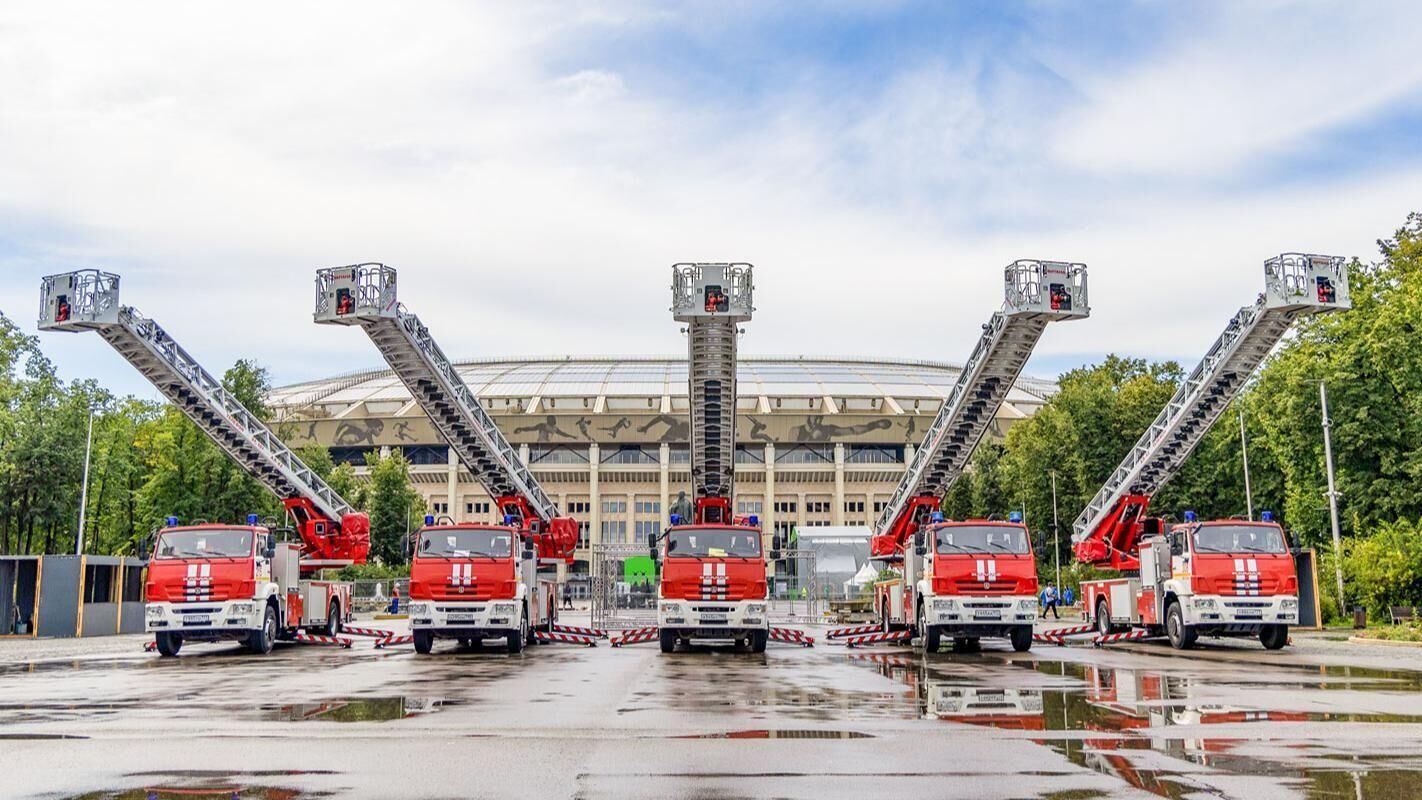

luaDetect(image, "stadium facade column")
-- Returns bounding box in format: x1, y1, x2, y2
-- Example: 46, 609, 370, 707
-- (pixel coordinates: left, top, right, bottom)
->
588, 443, 601, 547
658, 443, 670, 531
833, 443, 846, 526
763, 442, 776, 544
446, 446, 460, 522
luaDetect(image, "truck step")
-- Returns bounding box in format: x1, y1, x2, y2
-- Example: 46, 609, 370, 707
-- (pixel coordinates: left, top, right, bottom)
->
534, 630, 597, 647
841, 629, 914, 648
291, 633, 353, 648
610, 627, 660, 647
552, 624, 609, 638
826, 624, 882, 639
768, 627, 815, 647
1092, 629, 1155, 647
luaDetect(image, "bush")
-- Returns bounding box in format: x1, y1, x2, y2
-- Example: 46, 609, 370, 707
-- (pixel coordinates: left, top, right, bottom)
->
1337, 518, 1422, 624
1357, 624, 1422, 643
335, 562, 409, 581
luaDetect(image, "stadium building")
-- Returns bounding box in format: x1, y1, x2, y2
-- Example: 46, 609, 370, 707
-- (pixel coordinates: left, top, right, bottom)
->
269, 356, 1056, 578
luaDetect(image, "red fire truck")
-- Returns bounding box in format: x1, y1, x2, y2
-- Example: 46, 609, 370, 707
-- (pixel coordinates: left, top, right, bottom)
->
40, 270, 369, 657
873, 260, 1089, 651
1072, 254, 1350, 649
315, 265, 578, 654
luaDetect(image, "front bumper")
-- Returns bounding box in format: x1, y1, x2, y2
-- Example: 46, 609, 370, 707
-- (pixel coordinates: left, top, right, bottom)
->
658, 599, 769, 637
145, 600, 261, 635
406, 600, 522, 636
927, 594, 1038, 628
1184, 594, 1298, 627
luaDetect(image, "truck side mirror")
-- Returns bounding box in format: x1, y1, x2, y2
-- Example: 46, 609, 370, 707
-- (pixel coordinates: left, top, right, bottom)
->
522, 539, 536, 561
265, 542, 277, 560
769, 533, 782, 561
136, 535, 151, 561
647, 531, 659, 562
913, 530, 927, 557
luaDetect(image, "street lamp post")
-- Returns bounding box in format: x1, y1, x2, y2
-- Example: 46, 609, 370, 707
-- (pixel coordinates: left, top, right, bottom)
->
76, 407, 95, 555
1239, 406, 1254, 521
1319, 382, 1346, 617
1050, 471, 1061, 590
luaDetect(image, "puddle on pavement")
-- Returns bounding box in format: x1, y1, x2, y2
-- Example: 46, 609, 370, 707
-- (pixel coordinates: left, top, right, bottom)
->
65, 771, 338, 799
846, 652, 1422, 798
674, 729, 874, 739
260, 697, 466, 722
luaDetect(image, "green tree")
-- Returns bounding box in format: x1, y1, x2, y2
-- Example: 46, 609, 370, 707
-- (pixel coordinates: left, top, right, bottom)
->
365, 450, 422, 565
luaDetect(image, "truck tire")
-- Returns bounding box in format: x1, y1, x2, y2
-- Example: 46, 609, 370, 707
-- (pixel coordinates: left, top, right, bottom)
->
247, 605, 277, 655
155, 632, 182, 657
1166, 602, 1196, 650
507, 619, 527, 654
324, 600, 341, 637
413, 629, 434, 654
1095, 600, 1114, 636
1010, 625, 1033, 652
881, 600, 892, 633
659, 628, 678, 653
918, 603, 940, 652
749, 629, 768, 653
1259, 624, 1289, 650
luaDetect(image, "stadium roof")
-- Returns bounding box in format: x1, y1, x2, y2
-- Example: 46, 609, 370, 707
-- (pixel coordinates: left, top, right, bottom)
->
269, 356, 1057, 417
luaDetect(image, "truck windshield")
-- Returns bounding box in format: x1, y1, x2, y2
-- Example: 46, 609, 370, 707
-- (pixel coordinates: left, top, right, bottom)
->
418, 528, 514, 558
1192, 525, 1287, 554
154, 529, 253, 559
666, 528, 761, 558
935, 525, 1029, 555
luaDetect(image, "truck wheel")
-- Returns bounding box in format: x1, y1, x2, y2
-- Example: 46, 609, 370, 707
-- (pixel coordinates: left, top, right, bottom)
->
1259, 624, 1289, 650
1010, 625, 1033, 652
659, 628, 677, 653
413, 629, 434, 654
750, 629, 768, 653
155, 632, 182, 657
918, 604, 940, 652
247, 605, 276, 655
1095, 600, 1115, 636
507, 621, 527, 654
325, 600, 341, 637
1166, 602, 1196, 650
881, 601, 892, 633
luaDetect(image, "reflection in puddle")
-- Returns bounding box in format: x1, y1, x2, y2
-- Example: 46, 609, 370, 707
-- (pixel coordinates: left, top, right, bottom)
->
675, 729, 874, 739
850, 653, 1422, 798
262, 697, 464, 722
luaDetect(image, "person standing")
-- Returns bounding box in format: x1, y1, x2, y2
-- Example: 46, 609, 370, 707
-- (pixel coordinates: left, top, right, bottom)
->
1043, 584, 1060, 620
562, 581, 575, 610
391, 583, 401, 615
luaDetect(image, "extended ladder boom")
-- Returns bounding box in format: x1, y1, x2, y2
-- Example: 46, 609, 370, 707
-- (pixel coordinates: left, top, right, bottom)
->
1072, 253, 1350, 569
670, 263, 754, 524
871, 260, 1089, 558
38, 270, 370, 568
314, 264, 576, 560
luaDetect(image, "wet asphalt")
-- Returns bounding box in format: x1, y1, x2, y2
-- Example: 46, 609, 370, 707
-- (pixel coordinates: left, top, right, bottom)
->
3, 618, 1422, 799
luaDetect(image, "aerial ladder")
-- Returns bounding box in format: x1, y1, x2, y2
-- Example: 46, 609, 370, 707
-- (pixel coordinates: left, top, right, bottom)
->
39, 270, 368, 656
869, 260, 1089, 652
314, 264, 577, 653
642, 263, 776, 653
1072, 253, 1350, 649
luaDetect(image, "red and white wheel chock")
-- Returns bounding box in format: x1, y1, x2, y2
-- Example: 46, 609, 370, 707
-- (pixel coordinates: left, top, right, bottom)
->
290, 633, 353, 648
552, 624, 608, 639
535, 630, 597, 647
841, 629, 914, 648
827, 624, 882, 639
375, 634, 415, 649
768, 627, 815, 647
1092, 629, 1154, 647
610, 627, 661, 647
1034, 623, 1096, 646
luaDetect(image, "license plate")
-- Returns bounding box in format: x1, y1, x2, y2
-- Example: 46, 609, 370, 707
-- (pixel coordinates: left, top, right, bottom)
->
183, 615, 211, 626
973, 610, 1001, 620
701, 614, 728, 622
448, 613, 476, 622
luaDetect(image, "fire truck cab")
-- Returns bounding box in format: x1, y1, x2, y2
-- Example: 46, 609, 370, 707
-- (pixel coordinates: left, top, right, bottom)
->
143, 517, 351, 657
653, 512, 775, 653
406, 518, 559, 654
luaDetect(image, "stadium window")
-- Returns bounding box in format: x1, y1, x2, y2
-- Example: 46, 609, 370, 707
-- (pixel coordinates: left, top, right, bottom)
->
774, 501, 798, 514
601, 500, 627, 515
737, 500, 763, 515
466, 501, 491, 516
843, 500, 865, 514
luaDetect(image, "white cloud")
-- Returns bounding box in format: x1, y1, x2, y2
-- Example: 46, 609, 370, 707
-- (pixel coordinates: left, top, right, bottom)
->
0, 1, 1416, 403
1047, 2, 1422, 175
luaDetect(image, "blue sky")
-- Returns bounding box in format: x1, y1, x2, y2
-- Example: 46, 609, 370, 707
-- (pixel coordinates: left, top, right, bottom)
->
1, 1, 1419, 400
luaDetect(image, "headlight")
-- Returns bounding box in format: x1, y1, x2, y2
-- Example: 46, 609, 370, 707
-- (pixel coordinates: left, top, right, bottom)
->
745, 603, 766, 614
491, 603, 517, 614
407, 603, 429, 615
1194, 598, 1217, 609
146, 605, 163, 619
932, 598, 956, 611
1018, 599, 1036, 611
660, 602, 682, 614
1280, 598, 1298, 610
229, 602, 256, 615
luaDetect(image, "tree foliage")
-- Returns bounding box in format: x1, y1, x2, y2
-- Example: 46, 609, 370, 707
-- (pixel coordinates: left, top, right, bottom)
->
364, 449, 423, 565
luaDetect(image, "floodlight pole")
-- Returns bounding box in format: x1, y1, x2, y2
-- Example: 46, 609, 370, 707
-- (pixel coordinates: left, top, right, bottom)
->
1239, 406, 1254, 521
1319, 382, 1345, 617
1050, 471, 1061, 590
76, 406, 95, 555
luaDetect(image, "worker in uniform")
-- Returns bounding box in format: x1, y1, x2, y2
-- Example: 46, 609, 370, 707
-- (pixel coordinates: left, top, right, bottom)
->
562, 581, 574, 610
1043, 584, 1060, 620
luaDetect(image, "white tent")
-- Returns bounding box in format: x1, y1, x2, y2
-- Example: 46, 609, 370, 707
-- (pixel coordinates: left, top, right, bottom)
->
844, 561, 880, 595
